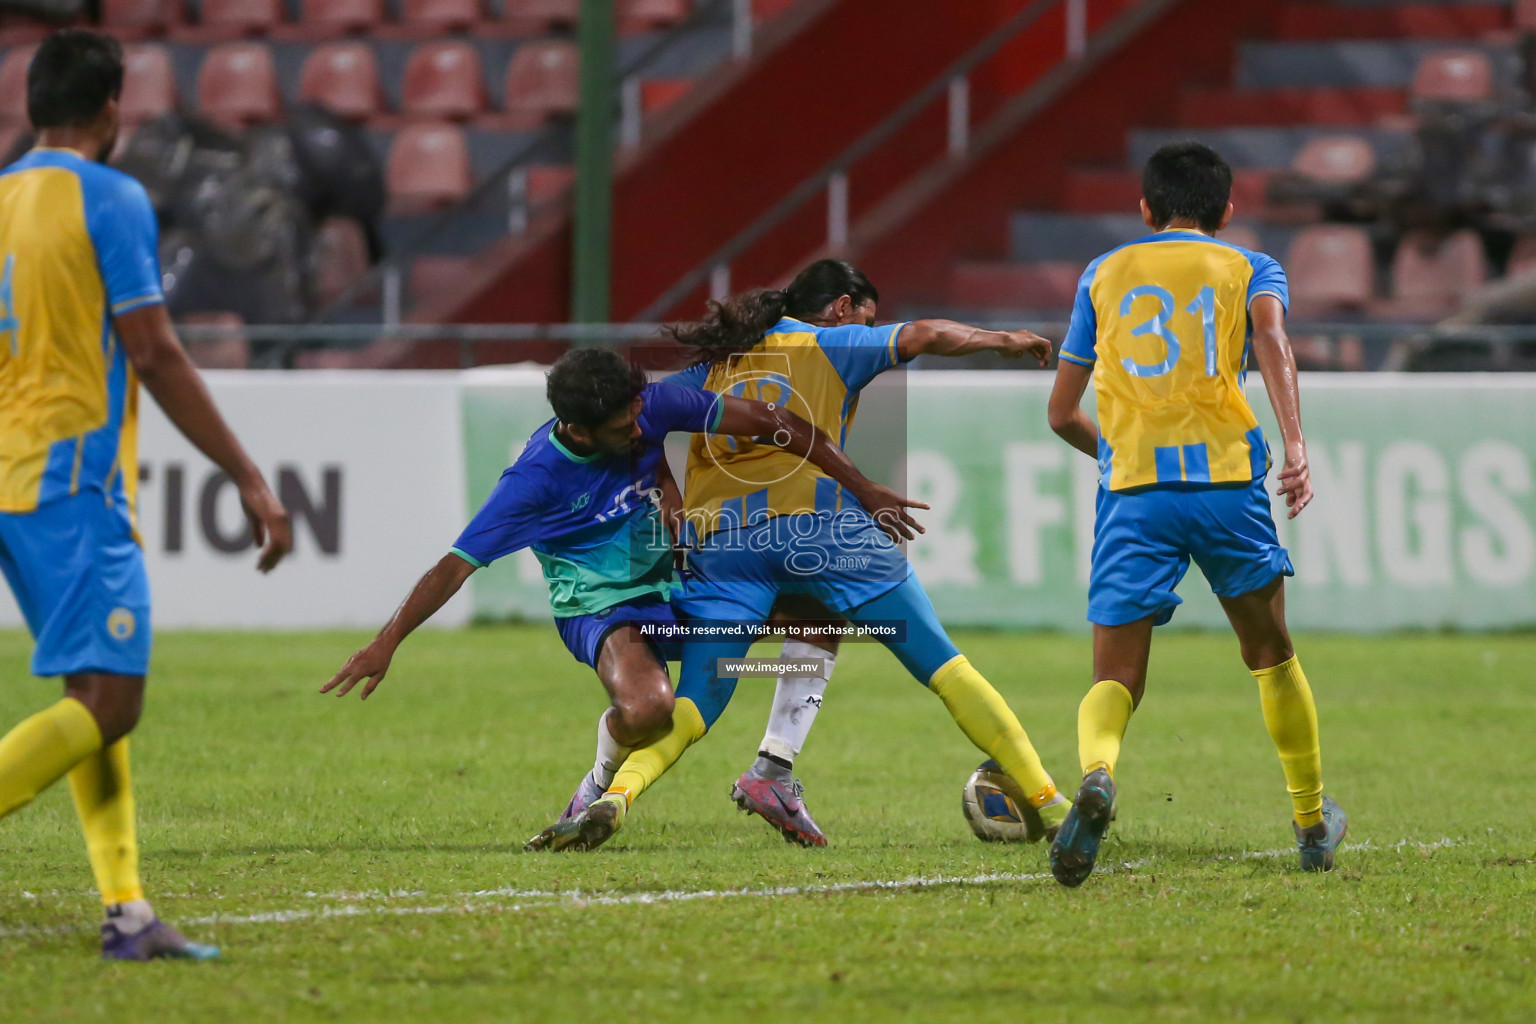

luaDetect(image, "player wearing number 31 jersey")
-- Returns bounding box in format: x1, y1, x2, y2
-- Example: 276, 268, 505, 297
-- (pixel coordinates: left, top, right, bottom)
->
1046, 142, 1346, 887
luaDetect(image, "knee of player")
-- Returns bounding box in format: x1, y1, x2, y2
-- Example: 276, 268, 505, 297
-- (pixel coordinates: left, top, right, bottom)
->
615, 686, 674, 737
68, 678, 144, 744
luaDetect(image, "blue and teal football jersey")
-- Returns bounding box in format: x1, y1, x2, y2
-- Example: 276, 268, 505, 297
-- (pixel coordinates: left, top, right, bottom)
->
451, 382, 723, 617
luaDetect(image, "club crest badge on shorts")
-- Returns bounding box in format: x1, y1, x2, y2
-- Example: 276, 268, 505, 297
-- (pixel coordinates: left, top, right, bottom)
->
107, 607, 137, 641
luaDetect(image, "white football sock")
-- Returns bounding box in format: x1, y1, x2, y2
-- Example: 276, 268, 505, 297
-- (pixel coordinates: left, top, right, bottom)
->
757, 639, 834, 767
590, 710, 633, 790
107, 898, 155, 934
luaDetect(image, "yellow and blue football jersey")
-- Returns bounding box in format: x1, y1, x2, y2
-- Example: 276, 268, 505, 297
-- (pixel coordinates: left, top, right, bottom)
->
678, 316, 907, 537
1059, 228, 1289, 493
0, 147, 163, 517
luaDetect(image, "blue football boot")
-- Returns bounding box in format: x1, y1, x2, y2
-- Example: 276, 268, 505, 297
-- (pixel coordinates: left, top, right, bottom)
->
1049, 768, 1116, 888
1295, 795, 1347, 872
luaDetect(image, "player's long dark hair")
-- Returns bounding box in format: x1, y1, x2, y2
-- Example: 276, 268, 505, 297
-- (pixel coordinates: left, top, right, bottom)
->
664, 259, 880, 364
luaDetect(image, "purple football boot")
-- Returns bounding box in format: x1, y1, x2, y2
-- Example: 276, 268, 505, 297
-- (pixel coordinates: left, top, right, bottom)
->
731, 771, 828, 848
101, 917, 219, 961
558, 771, 605, 824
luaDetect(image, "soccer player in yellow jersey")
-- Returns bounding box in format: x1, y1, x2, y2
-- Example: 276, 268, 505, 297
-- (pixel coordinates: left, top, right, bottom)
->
0, 32, 291, 956
1045, 142, 1346, 886
533, 260, 1074, 853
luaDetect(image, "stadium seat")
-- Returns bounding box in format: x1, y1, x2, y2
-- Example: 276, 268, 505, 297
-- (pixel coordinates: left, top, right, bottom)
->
1519, 0, 1536, 32
1376, 229, 1486, 321
313, 217, 372, 306
103, 0, 185, 37
197, 43, 282, 127
949, 262, 1080, 310
175, 0, 286, 39
1285, 226, 1374, 315
502, 41, 579, 127
298, 0, 386, 37
499, 0, 579, 29
0, 45, 37, 125
1411, 51, 1494, 104
753, 0, 796, 20
1292, 135, 1377, 185
120, 45, 178, 126
400, 0, 481, 32
387, 122, 472, 212
618, 0, 689, 35
299, 43, 386, 122
401, 42, 486, 121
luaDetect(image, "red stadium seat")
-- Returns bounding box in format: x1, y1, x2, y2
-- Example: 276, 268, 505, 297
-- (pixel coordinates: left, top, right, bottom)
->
120, 45, 177, 125
1518, 0, 1536, 31
753, 0, 796, 20
314, 217, 372, 305
502, 41, 579, 126
197, 43, 282, 127
103, 0, 185, 37
180, 0, 286, 38
499, 0, 579, 29
0, 45, 37, 125
1411, 50, 1494, 104
1292, 135, 1376, 185
949, 262, 1080, 310
1285, 226, 1374, 315
402, 42, 486, 121
400, 0, 481, 32
299, 43, 385, 121
387, 122, 472, 212
618, 0, 689, 34
1376, 229, 1486, 321
299, 0, 386, 36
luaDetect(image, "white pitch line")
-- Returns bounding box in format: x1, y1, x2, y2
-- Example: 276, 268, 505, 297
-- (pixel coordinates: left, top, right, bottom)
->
0, 837, 1466, 939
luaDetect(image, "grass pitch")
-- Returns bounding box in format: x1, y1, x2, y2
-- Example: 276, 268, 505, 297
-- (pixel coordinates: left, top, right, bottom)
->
0, 626, 1533, 1023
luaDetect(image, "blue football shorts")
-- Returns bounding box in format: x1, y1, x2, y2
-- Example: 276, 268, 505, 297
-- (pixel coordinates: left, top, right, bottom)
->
553, 593, 682, 668
1088, 476, 1293, 628
0, 490, 152, 677
674, 510, 909, 623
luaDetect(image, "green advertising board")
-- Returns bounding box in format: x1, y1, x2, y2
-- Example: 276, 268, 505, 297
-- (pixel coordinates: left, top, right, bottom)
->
461, 371, 1536, 632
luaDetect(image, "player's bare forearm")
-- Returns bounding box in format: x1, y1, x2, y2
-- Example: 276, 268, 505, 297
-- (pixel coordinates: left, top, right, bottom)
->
1249, 295, 1313, 516
378, 553, 476, 646
1047, 359, 1099, 458
116, 304, 293, 570
896, 320, 1052, 365
715, 397, 930, 540
323, 553, 476, 699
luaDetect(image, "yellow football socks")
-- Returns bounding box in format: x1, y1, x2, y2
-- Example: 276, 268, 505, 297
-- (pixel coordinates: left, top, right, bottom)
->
0, 697, 102, 819
605, 697, 707, 807
929, 655, 1058, 808
1078, 679, 1135, 777
1253, 656, 1324, 829
68, 739, 144, 906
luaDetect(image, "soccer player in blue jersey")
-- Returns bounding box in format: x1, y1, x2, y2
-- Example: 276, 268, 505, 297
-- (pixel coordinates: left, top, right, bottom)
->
0, 32, 292, 958
533, 260, 1075, 854
322, 349, 920, 832
1045, 142, 1347, 887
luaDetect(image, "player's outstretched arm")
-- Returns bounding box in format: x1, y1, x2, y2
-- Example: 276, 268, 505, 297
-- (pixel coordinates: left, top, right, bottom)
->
714, 397, 930, 541
896, 320, 1052, 366
115, 304, 292, 572
1047, 359, 1099, 458
322, 553, 478, 700
1250, 295, 1313, 518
